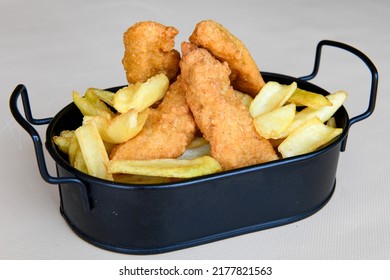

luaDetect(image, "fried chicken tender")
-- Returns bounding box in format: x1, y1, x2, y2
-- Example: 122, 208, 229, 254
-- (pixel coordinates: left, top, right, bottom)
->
122, 21, 181, 84
189, 20, 265, 97
180, 43, 278, 171
110, 77, 196, 161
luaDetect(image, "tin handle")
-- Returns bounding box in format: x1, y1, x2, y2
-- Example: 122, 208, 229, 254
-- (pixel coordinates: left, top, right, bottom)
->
9, 85, 91, 211
299, 40, 378, 127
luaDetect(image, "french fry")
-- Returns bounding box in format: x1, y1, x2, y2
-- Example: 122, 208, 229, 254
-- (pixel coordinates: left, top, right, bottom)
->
108, 156, 222, 178
277, 90, 347, 138
84, 108, 149, 144
278, 117, 343, 158
85, 88, 115, 107
68, 134, 80, 166
253, 103, 296, 139
294, 90, 347, 123
103, 141, 116, 155
73, 150, 88, 173
103, 109, 148, 143
75, 122, 113, 180
327, 117, 337, 128
187, 136, 209, 148
85, 88, 115, 114
288, 88, 332, 108
249, 81, 297, 118
113, 73, 169, 113
72, 90, 114, 119
178, 137, 211, 160
53, 130, 74, 154
234, 90, 253, 109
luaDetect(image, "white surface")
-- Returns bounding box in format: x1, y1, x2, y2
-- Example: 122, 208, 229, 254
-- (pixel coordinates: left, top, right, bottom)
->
1, 0, 389, 259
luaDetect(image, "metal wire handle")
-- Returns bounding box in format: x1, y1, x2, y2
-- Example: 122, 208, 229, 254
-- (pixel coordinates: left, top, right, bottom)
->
9, 85, 91, 211
299, 40, 378, 127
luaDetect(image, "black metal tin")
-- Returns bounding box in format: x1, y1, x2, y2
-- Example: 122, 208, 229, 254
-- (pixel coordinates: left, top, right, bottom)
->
9, 40, 378, 254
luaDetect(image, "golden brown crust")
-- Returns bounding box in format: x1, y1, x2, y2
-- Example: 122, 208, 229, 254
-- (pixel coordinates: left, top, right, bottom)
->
122, 21, 181, 84
189, 20, 265, 97
110, 77, 196, 160
180, 42, 278, 171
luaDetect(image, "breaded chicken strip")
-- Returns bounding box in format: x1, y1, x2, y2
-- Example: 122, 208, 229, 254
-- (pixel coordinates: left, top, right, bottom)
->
189, 20, 265, 97
110, 77, 196, 160
180, 43, 277, 171
122, 21, 181, 84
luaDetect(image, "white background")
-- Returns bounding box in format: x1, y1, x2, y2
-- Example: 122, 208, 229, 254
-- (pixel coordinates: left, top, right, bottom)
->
1, 0, 389, 260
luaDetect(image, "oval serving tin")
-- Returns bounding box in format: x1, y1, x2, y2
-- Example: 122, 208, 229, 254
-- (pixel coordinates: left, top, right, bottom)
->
9, 40, 378, 254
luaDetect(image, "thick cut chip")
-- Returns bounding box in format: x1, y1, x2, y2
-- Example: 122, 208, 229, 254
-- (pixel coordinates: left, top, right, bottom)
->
103, 109, 149, 143
72, 91, 114, 119
108, 156, 221, 178
249, 81, 297, 118
75, 122, 113, 180
113, 73, 169, 113
85, 88, 115, 107
234, 90, 253, 109
253, 103, 296, 139
327, 117, 337, 128
68, 134, 80, 167
288, 88, 332, 108
278, 117, 343, 158
278, 90, 347, 138
84, 108, 149, 144
84, 89, 115, 113
187, 136, 209, 148
56, 128, 87, 172
73, 150, 88, 173
53, 130, 75, 154
178, 137, 211, 160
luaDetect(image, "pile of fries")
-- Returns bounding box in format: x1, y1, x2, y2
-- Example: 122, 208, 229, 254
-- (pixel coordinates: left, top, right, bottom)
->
53, 73, 346, 183
249, 81, 346, 158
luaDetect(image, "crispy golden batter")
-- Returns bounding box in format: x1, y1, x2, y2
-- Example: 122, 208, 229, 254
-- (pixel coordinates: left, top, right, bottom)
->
180, 42, 278, 171
122, 21, 181, 84
110, 77, 196, 160
189, 20, 265, 97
